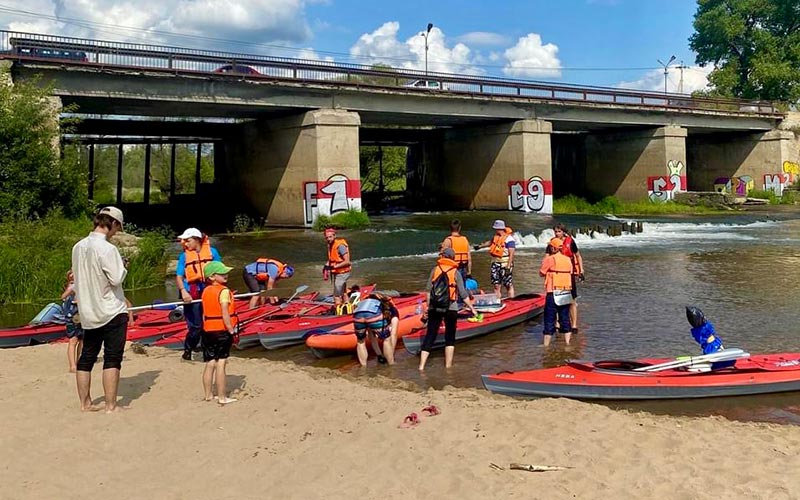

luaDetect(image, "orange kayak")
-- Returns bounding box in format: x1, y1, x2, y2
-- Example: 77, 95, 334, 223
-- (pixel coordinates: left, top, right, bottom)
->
305, 292, 427, 358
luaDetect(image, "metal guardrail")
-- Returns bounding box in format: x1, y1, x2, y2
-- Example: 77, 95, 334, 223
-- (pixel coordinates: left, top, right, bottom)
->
0, 29, 782, 116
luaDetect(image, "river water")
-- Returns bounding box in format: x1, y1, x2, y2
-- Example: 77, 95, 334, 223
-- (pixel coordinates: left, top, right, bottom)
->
4, 210, 800, 424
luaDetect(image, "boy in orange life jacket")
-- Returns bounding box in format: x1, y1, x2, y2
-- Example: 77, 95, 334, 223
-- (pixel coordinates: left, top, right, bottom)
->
323, 228, 351, 306
440, 218, 472, 281
200, 261, 238, 406
540, 237, 573, 346
176, 227, 221, 361
474, 220, 516, 298
554, 224, 584, 334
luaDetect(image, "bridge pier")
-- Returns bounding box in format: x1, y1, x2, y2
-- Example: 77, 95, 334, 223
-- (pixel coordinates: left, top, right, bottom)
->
222, 108, 361, 227
585, 125, 688, 202
687, 130, 799, 197
424, 119, 553, 213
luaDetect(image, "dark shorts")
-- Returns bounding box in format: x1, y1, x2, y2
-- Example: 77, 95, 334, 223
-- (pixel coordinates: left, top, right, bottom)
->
65, 321, 84, 339
202, 330, 233, 362
76, 313, 128, 371
571, 275, 578, 300
490, 262, 513, 288
242, 270, 264, 293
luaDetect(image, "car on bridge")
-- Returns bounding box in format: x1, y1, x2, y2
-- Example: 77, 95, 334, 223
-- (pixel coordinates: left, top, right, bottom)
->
214, 64, 260, 75
403, 79, 446, 90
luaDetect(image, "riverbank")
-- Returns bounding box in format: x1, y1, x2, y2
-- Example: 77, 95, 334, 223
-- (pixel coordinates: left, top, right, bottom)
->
4, 343, 798, 500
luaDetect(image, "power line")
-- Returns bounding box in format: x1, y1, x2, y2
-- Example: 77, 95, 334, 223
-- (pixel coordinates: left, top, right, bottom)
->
0, 4, 663, 73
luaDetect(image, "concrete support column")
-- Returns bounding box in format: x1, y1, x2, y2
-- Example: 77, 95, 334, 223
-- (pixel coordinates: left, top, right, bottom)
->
585, 125, 687, 201
427, 119, 553, 213
223, 108, 361, 226
688, 130, 798, 197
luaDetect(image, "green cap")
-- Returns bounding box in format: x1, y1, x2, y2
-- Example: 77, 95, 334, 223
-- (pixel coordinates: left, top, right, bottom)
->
204, 261, 233, 277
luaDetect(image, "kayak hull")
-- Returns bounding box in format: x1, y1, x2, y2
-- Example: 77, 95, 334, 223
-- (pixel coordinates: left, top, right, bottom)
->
0, 324, 67, 348
482, 353, 800, 400
402, 293, 545, 355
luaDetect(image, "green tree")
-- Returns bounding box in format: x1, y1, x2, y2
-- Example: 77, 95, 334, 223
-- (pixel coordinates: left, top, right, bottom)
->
689, 0, 800, 101
0, 70, 87, 219
359, 146, 407, 193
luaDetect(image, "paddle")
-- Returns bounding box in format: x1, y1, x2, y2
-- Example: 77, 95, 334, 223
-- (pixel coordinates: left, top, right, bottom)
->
237, 285, 311, 328
633, 348, 749, 372
128, 286, 307, 313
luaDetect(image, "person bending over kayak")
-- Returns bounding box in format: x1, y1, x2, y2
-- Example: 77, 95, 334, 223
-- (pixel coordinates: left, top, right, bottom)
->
352, 292, 400, 367
323, 228, 351, 307
176, 228, 221, 361
540, 238, 573, 346
419, 248, 479, 371
201, 261, 239, 405
242, 258, 295, 309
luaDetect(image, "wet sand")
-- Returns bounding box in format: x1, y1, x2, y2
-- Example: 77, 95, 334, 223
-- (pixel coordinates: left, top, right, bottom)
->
2, 343, 800, 500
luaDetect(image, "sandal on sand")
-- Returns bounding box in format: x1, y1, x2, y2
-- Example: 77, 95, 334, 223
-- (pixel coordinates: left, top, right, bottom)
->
421, 405, 441, 417
398, 412, 420, 429
217, 397, 238, 406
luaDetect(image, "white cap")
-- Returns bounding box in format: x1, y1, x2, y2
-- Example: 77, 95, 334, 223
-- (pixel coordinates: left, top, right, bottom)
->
492, 219, 506, 230
177, 227, 202, 240
99, 206, 124, 227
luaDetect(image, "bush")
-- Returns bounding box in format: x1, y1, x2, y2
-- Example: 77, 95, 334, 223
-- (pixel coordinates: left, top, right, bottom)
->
747, 189, 777, 204
554, 195, 720, 215
0, 70, 88, 220
312, 209, 371, 231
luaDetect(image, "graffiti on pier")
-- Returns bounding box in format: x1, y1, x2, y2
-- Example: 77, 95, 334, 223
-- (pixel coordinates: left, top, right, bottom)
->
783, 161, 800, 177
647, 160, 686, 202
508, 176, 553, 214
714, 175, 753, 196
763, 161, 798, 196
303, 174, 362, 227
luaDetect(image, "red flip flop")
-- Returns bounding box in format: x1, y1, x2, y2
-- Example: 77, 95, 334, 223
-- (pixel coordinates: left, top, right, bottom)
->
421, 405, 441, 417
399, 412, 420, 429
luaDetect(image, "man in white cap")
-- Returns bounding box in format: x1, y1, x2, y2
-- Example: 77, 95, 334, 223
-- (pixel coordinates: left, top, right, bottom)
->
71, 206, 129, 413
475, 219, 516, 298
176, 227, 221, 360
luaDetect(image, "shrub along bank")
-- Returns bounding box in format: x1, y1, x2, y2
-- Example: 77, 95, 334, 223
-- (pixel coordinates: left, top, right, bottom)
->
553, 195, 722, 215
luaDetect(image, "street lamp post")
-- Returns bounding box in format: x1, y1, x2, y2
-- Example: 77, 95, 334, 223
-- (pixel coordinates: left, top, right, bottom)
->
656, 55, 676, 95
420, 22, 433, 76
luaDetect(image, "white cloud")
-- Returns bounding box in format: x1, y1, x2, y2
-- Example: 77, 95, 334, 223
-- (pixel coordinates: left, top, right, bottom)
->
617, 65, 712, 94
349, 21, 482, 75
502, 33, 561, 78
1, 0, 314, 48
455, 31, 509, 47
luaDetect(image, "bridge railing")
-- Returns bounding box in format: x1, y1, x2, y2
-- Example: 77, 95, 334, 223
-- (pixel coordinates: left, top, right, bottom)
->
0, 30, 781, 116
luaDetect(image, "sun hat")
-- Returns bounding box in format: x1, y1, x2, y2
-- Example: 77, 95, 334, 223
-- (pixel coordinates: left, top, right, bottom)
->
99, 206, 124, 227
204, 261, 233, 277
177, 227, 203, 240
492, 220, 506, 230
549, 237, 563, 249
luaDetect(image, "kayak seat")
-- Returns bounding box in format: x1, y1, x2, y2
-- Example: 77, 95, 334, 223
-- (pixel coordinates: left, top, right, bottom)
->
593, 360, 652, 371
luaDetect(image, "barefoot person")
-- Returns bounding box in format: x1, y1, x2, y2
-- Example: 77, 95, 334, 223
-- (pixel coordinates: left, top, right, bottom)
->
61, 271, 83, 373
352, 292, 400, 367
553, 224, 584, 334
71, 207, 129, 413
200, 261, 238, 405
323, 228, 351, 307
540, 237, 573, 347
242, 257, 295, 309
475, 220, 516, 299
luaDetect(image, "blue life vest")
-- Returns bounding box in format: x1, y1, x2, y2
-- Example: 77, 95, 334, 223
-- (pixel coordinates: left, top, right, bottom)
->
353, 298, 382, 318
690, 321, 724, 355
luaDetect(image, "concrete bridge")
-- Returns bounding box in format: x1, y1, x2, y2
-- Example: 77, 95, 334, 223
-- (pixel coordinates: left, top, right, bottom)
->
2, 30, 796, 226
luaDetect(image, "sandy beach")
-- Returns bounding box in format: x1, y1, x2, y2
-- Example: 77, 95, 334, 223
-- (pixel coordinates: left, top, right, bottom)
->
1, 343, 799, 500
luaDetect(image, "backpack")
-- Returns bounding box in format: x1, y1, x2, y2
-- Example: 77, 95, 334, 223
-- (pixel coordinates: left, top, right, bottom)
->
429, 266, 453, 312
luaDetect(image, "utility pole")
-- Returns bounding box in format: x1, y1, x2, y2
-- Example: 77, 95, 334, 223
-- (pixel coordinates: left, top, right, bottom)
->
657, 55, 676, 95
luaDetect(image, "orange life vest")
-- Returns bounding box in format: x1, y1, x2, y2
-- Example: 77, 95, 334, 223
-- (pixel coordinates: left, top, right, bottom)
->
445, 235, 470, 267
431, 257, 459, 301
327, 238, 351, 274
546, 253, 574, 292
183, 236, 214, 284
254, 258, 286, 282
201, 282, 239, 332
489, 228, 514, 259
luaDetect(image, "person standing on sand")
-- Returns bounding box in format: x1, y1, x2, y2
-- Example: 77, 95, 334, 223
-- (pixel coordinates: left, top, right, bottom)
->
440, 219, 472, 282
200, 261, 238, 405
72, 207, 129, 413
553, 224, 584, 334
539, 237, 573, 347
62, 270, 83, 373
323, 228, 351, 307
418, 248, 478, 370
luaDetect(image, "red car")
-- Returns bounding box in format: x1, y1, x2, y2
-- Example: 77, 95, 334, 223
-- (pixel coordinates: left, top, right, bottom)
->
214, 64, 260, 75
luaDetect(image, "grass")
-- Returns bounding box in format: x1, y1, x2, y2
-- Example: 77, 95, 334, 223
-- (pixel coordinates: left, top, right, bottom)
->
747, 189, 799, 205
553, 195, 722, 215
0, 215, 170, 304
312, 209, 371, 231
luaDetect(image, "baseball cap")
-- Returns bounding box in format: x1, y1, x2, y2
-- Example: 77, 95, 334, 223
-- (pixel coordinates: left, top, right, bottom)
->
204, 261, 233, 276
549, 237, 563, 249
492, 220, 506, 230
178, 227, 203, 240
442, 247, 456, 259
99, 206, 124, 227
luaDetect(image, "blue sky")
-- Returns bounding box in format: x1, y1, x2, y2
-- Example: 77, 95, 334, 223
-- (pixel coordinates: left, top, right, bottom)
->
0, 0, 712, 93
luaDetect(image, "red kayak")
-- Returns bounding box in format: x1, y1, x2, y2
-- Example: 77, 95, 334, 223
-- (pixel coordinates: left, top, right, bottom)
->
402, 293, 545, 355
482, 351, 800, 400
152, 292, 321, 350
304, 292, 428, 358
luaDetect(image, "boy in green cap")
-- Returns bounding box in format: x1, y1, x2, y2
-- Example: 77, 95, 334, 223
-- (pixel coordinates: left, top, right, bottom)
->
200, 261, 238, 405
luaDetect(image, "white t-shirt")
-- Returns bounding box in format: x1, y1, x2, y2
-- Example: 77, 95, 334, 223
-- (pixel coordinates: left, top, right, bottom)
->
71, 232, 128, 329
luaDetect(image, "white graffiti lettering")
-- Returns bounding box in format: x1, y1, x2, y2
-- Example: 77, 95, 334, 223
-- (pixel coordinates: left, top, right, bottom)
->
320, 175, 350, 214
526, 177, 545, 212
508, 182, 525, 211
